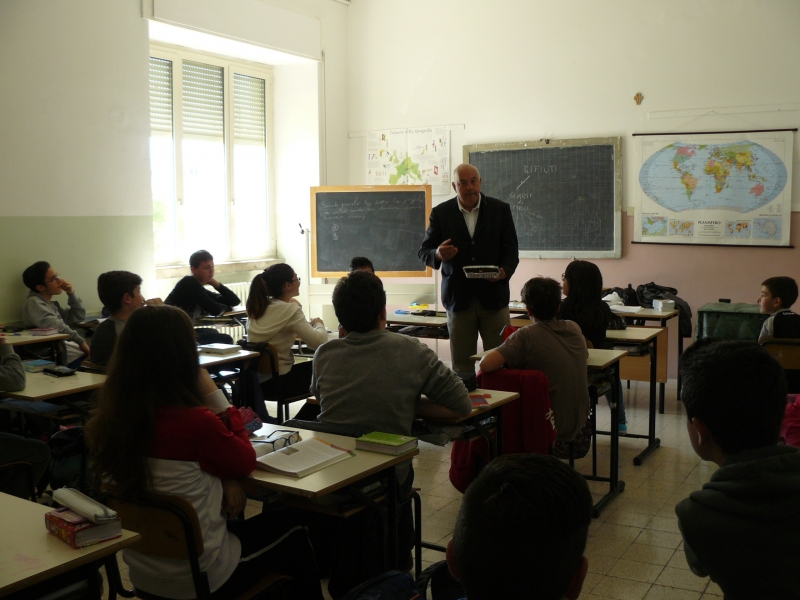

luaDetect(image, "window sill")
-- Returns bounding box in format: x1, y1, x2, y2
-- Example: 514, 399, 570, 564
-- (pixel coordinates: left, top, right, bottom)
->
156, 258, 279, 279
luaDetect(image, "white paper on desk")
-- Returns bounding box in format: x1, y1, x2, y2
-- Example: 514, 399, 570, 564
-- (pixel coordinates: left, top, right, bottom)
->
255, 438, 353, 478
610, 305, 643, 314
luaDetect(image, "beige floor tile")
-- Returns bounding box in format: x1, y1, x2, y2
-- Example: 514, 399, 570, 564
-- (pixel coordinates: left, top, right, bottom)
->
608, 558, 664, 583
586, 537, 633, 559
419, 494, 456, 511
643, 584, 702, 600
593, 523, 645, 543
620, 543, 675, 566
634, 529, 684, 550
665, 549, 691, 571
704, 581, 724, 596
581, 571, 606, 595
605, 510, 653, 529
423, 482, 462, 499
590, 575, 652, 600
646, 516, 681, 534
654, 567, 708, 592
586, 553, 620, 575
616, 499, 666, 517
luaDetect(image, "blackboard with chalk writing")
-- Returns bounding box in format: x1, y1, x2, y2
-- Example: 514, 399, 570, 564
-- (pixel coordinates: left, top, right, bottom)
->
465, 138, 622, 258
311, 185, 432, 277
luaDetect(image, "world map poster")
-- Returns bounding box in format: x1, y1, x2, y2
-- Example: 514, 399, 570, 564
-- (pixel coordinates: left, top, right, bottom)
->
366, 126, 450, 195
635, 130, 793, 246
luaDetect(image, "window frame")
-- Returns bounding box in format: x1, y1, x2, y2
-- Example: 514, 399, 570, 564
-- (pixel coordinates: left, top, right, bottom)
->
149, 43, 277, 267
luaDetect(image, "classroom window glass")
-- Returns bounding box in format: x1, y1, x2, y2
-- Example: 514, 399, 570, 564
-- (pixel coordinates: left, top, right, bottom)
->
148, 49, 274, 266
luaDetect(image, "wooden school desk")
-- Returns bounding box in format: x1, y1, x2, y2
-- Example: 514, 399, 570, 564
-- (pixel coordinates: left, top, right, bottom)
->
196, 306, 248, 330
244, 423, 419, 570
0, 492, 140, 598
198, 349, 259, 370
3, 332, 70, 365
604, 327, 663, 465
0, 372, 106, 404
419, 388, 520, 460
469, 348, 627, 517
385, 314, 448, 328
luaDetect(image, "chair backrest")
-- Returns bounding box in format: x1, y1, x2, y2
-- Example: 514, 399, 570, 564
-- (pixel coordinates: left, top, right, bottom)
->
761, 338, 800, 370
501, 324, 520, 341
104, 491, 204, 559
240, 340, 278, 376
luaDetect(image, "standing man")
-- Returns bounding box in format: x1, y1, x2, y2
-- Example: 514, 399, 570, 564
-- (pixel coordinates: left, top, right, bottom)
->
419, 164, 519, 375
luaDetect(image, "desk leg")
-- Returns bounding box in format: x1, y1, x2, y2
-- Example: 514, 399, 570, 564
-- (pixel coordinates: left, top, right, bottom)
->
387, 465, 398, 570
472, 419, 497, 460
633, 338, 661, 466
677, 334, 685, 400
586, 361, 625, 518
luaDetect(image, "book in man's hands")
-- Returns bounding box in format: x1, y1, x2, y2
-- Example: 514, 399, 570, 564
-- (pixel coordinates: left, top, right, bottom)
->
355, 432, 418, 455
45, 507, 122, 548
255, 437, 353, 478
198, 343, 241, 355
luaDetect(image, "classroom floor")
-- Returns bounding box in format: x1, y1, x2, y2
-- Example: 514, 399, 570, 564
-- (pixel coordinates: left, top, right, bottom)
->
99, 379, 724, 600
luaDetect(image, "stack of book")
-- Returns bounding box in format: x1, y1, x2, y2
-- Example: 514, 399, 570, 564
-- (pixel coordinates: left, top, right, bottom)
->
45, 507, 122, 549
23, 359, 56, 373
29, 327, 59, 336
355, 432, 418, 455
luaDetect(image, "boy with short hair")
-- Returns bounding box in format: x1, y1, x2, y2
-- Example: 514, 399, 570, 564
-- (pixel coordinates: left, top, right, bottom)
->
22, 261, 89, 366
447, 453, 592, 600
480, 276, 590, 442
91, 270, 160, 366
348, 256, 374, 274
675, 338, 800, 599
165, 250, 240, 345
758, 275, 800, 341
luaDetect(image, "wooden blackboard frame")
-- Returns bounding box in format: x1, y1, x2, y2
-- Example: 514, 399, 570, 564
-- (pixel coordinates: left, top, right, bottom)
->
465, 137, 622, 259
310, 185, 433, 278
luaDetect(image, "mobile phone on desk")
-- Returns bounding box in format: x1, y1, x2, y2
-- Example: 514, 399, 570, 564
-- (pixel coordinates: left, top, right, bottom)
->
43, 366, 77, 378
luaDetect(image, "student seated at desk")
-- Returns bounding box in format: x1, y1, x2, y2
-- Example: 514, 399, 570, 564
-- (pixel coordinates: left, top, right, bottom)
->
0, 337, 51, 500
447, 454, 592, 600
22, 261, 89, 367
165, 249, 240, 345
480, 277, 590, 443
758, 276, 800, 341
675, 339, 800, 599
247, 264, 328, 411
560, 260, 627, 432
86, 306, 323, 599
348, 256, 374, 274
91, 270, 163, 366
311, 272, 470, 584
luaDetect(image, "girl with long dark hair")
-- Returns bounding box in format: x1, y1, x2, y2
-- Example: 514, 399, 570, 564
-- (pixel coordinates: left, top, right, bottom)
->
87, 305, 323, 599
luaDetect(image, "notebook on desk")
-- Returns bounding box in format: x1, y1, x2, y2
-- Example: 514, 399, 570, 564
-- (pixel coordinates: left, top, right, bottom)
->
198, 343, 241, 355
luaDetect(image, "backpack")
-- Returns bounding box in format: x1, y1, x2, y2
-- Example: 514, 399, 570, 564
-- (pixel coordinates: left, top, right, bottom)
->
635, 282, 678, 309
340, 570, 420, 600
416, 560, 464, 600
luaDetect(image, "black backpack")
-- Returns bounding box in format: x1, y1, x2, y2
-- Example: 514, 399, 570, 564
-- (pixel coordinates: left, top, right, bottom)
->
635, 282, 678, 309
339, 570, 420, 600
416, 560, 464, 600
48, 427, 90, 491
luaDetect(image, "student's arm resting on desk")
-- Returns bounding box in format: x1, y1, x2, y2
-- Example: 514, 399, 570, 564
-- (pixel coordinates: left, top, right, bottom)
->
0, 340, 26, 392
63, 292, 86, 325
419, 348, 472, 416
23, 294, 86, 346
207, 280, 240, 311
287, 305, 329, 351
479, 349, 507, 373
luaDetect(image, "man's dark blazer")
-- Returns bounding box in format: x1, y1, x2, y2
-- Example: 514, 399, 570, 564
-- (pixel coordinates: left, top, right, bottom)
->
418, 194, 519, 312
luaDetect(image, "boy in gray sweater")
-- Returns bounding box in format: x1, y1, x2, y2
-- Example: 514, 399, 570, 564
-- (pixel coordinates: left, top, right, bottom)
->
22, 261, 89, 366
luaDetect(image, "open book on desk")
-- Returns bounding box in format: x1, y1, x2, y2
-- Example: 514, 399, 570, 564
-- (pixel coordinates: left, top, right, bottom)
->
255, 437, 354, 478
609, 305, 643, 314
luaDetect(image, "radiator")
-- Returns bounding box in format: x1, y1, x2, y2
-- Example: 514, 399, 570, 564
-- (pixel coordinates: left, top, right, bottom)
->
226, 281, 250, 305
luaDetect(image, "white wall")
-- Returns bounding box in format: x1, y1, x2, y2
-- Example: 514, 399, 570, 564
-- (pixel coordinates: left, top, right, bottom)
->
0, 0, 154, 320
344, 0, 800, 375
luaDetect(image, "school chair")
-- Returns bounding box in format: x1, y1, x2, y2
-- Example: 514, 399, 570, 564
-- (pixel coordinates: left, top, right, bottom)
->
760, 337, 800, 393
103, 490, 291, 600
240, 341, 312, 423
0, 461, 37, 501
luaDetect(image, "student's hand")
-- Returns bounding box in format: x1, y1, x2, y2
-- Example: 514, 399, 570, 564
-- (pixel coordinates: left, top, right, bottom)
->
198, 369, 219, 397
310, 318, 324, 328
0, 337, 7, 346
145, 297, 164, 306
435, 239, 458, 262
60, 278, 75, 294
208, 278, 221, 289
487, 268, 507, 282
221, 479, 247, 518
80, 342, 91, 357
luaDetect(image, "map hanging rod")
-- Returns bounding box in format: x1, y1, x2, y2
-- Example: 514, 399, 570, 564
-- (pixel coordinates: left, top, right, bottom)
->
648, 104, 799, 120
631, 241, 795, 249
632, 128, 797, 137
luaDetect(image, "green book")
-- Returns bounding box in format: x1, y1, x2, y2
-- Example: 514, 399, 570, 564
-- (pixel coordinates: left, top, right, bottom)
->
355, 432, 418, 455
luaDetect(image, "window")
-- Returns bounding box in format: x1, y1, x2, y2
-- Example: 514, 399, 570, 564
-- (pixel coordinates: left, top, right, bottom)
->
149, 47, 274, 266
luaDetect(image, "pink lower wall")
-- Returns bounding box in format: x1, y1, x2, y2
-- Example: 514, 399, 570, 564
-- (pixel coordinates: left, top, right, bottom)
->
506, 213, 800, 378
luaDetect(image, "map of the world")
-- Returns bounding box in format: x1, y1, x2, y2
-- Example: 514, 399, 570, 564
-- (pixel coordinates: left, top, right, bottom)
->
639, 141, 788, 213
